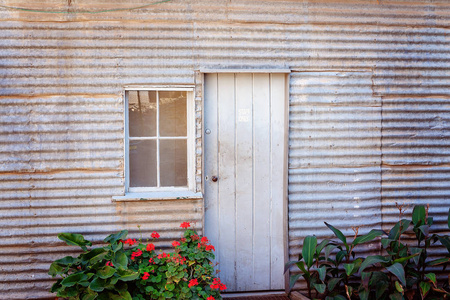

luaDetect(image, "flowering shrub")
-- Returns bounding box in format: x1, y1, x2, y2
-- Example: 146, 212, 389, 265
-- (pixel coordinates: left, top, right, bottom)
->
128, 222, 225, 300
49, 222, 226, 300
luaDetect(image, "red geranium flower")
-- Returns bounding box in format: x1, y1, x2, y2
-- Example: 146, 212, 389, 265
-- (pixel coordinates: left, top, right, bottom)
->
201, 236, 209, 244
210, 278, 227, 291
172, 241, 180, 247
151, 231, 160, 239
146, 243, 155, 251
188, 278, 199, 288
131, 249, 142, 260
207, 297, 215, 300
123, 238, 137, 246
180, 222, 191, 229
105, 261, 114, 267
205, 245, 215, 251
142, 272, 150, 280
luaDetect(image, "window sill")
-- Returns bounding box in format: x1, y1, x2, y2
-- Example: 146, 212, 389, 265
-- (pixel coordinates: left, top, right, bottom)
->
112, 191, 203, 202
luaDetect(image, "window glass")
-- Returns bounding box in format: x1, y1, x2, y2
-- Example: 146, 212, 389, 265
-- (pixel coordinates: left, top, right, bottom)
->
129, 140, 157, 187
127, 89, 190, 190
129, 91, 157, 137
160, 139, 187, 187
159, 91, 187, 137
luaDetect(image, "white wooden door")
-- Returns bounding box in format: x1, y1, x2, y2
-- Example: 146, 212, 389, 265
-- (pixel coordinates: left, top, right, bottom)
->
204, 73, 288, 292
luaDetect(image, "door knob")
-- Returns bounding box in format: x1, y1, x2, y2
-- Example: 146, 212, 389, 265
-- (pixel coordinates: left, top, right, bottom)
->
211, 176, 218, 182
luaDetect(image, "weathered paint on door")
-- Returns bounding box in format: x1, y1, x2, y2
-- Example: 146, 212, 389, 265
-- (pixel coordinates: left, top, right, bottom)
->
204, 73, 288, 292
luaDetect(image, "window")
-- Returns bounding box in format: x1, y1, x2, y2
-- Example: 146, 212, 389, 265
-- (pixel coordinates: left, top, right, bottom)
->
124, 88, 195, 194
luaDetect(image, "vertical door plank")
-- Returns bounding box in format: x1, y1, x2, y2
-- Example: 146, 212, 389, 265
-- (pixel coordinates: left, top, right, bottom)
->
269, 73, 287, 289
252, 73, 271, 289
217, 73, 237, 290
235, 73, 254, 291
204, 74, 220, 268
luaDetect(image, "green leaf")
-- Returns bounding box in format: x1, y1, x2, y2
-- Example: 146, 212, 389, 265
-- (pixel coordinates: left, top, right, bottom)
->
327, 278, 341, 292
55, 256, 78, 266
394, 281, 403, 293
393, 253, 420, 264
81, 290, 98, 300
344, 263, 354, 276
386, 263, 406, 286
317, 266, 326, 282
353, 229, 385, 245
113, 252, 128, 269
316, 239, 330, 256
117, 269, 139, 281
296, 261, 308, 275
302, 236, 317, 269
425, 273, 437, 287
288, 273, 302, 290
61, 273, 87, 287
119, 290, 132, 300
48, 262, 64, 277
427, 257, 450, 266
388, 219, 411, 241
359, 255, 389, 273
325, 222, 347, 250
104, 230, 128, 244
312, 283, 326, 294
412, 205, 426, 225
418, 225, 429, 237
346, 285, 353, 298
80, 248, 107, 261
58, 232, 92, 251
376, 282, 389, 300
285, 260, 301, 273
420, 281, 430, 298
324, 244, 337, 261
359, 289, 369, 300
336, 250, 346, 264
50, 279, 62, 293
89, 276, 107, 292
97, 266, 116, 279
111, 241, 123, 253
410, 247, 422, 265
361, 271, 371, 289
381, 238, 394, 249
437, 235, 450, 253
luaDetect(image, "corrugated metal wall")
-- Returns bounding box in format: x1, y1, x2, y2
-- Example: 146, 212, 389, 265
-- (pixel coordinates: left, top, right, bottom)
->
0, 0, 449, 298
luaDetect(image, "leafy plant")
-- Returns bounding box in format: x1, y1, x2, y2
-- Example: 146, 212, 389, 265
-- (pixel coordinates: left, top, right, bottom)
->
287, 204, 450, 300
49, 230, 139, 299
49, 222, 226, 300
285, 224, 383, 299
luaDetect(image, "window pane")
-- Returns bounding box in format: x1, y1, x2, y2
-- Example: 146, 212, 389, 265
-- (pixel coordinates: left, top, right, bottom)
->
160, 139, 187, 187
129, 140, 157, 187
129, 91, 157, 137
159, 91, 187, 137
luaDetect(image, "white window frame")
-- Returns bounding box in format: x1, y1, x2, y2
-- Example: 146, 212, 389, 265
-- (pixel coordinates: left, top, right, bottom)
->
123, 86, 196, 195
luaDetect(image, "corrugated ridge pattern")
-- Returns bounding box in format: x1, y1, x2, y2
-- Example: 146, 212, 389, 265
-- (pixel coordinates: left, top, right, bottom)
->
0, 95, 203, 299
0, 1, 449, 96
288, 71, 382, 254
0, 0, 448, 298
